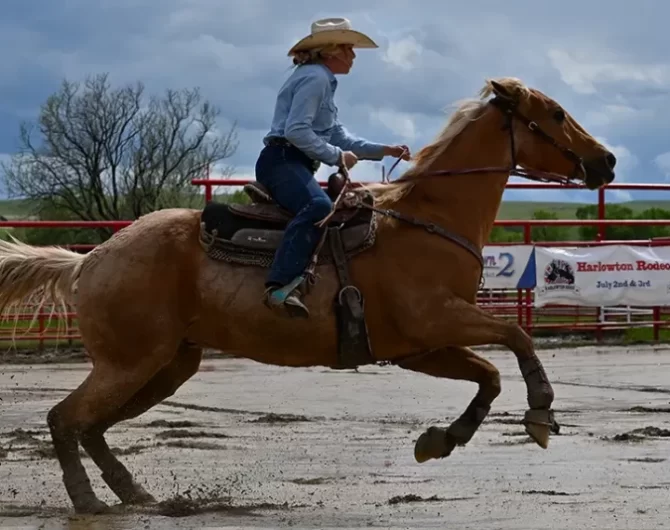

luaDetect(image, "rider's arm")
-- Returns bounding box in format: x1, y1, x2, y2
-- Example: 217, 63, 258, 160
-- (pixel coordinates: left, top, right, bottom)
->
329, 121, 387, 161
284, 75, 343, 167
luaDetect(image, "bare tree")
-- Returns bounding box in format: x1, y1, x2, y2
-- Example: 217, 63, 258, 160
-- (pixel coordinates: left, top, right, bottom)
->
1, 73, 238, 226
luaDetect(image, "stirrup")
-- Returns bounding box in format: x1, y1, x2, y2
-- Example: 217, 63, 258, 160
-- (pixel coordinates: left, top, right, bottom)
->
263, 276, 310, 319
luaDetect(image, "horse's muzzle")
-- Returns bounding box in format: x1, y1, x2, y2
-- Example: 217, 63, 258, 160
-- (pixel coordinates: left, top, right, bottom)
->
583, 152, 616, 190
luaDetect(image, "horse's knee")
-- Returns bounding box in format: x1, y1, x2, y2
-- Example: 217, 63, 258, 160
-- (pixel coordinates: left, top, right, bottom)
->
504, 323, 534, 357
472, 359, 501, 402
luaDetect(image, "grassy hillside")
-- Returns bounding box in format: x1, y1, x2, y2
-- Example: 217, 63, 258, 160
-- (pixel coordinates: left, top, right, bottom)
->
3, 197, 670, 221
496, 200, 670, 219
0, 199, 36, 219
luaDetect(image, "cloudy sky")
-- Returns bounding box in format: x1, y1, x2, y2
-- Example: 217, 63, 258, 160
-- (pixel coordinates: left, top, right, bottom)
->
1, 0, 670, 203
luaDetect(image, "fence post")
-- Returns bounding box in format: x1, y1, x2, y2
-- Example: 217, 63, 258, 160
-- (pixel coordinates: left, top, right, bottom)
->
523, 224, 533, 333
38, 313, 45, 351
204, 164, 213, 203
596, 187, 606, 242
594, 187, 606, 343
68, 315, 73, 347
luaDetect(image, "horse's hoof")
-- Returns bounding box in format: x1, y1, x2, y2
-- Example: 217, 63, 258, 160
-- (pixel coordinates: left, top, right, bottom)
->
414, 426, 453, 463
525, 422, 550, 449
523, 409, 554, 449
73, 497, 109, 514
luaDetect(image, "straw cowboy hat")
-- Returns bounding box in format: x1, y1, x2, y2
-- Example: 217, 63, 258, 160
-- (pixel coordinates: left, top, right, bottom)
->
288, 17, 378, 56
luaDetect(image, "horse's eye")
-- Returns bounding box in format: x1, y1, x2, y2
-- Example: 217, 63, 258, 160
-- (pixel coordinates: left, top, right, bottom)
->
553, 109, 565, 123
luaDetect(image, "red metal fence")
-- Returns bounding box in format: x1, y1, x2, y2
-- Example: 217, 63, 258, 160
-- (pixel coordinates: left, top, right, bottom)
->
3, 179, 670, 348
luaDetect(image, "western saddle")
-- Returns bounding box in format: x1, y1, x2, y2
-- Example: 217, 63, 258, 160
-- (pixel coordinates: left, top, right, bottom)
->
198, 174, 378, 370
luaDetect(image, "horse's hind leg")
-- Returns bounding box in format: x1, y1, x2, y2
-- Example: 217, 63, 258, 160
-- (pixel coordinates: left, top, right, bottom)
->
397, 346, 502, 463
79, 341, 202, 506
47, 347, 177, 514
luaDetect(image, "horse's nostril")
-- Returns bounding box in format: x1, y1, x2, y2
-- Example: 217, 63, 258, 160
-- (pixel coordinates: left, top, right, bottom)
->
606, 152, 617, 169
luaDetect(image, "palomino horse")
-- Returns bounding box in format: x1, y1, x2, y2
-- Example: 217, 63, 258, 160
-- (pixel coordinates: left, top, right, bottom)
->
0, 77, 615, 513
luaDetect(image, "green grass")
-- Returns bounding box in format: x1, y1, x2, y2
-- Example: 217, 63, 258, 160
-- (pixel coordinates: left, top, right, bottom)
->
3, 192, 670, 218
496, 200, 670, 219
3, 197, 670, 221
2, 196, 670, 246
497, 201, 583, 219
0, 199, 38, 219
622, 327, 670, 343
492, 200, 670, 240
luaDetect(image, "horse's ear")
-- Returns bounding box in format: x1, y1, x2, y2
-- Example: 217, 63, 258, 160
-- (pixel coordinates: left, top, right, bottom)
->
489, 80, 516, 102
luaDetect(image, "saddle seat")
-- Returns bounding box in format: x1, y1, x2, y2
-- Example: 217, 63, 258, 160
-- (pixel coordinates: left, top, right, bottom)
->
242, 181, 274, 204
199, 176, 377, 268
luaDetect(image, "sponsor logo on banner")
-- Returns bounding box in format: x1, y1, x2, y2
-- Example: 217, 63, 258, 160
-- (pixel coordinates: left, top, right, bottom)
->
535, 245, 670, 306
481, 245, 536, 289
539, 258, 579, 295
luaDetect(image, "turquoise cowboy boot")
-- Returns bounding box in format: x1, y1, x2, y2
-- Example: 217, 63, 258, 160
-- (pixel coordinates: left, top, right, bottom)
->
263, 276, 310, 318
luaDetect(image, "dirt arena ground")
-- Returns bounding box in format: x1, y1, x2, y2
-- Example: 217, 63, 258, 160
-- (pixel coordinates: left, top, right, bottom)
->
1, 344, 669, 529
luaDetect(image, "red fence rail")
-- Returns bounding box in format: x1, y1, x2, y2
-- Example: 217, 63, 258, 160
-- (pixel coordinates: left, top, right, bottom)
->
2, 178, 670, 348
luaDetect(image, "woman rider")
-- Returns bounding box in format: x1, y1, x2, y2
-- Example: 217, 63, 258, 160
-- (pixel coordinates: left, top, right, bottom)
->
256, 17, 411, 318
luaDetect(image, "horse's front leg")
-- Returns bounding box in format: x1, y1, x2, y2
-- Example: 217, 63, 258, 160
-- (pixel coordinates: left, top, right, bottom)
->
396, 297, 559, 461
397, 346, 502, 462
441, 297, 559, 449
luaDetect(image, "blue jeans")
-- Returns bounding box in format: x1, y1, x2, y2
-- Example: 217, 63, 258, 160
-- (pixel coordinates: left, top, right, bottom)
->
255, 144, 333, 287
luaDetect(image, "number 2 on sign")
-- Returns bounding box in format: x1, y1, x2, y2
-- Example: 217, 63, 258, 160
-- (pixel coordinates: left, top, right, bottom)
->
497, 252, 514, 277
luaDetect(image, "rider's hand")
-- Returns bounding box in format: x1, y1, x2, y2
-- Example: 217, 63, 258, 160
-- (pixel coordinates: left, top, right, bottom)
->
384, 144, 411, 161
341, 150, 358, 169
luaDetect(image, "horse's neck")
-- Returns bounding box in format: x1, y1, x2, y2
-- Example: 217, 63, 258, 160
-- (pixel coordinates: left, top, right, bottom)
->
399, 109, 511, 249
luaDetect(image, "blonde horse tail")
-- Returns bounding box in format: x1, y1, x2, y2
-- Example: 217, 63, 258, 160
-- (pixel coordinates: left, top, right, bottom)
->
0, 237, 87, 340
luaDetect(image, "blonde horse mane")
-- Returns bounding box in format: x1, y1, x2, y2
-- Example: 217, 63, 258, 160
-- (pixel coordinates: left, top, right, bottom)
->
368, 77, 531, 207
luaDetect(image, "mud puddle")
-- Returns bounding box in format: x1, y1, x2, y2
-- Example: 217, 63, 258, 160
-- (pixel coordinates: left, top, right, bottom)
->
622, 406, 670, 413
387, 493, 473, 504
154, 428, 231, 439
248, 413, 312, 423
605, 426, 670, 442
152, 496, 302, 518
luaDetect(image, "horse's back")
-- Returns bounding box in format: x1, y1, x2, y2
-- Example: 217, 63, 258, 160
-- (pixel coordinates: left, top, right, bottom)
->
75, 209, 203, 349
79, 208, 200, 275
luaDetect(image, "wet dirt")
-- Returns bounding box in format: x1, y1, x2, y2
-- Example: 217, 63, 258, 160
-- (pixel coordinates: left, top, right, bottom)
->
1, 344, 670, 528
154, 429, 231, 439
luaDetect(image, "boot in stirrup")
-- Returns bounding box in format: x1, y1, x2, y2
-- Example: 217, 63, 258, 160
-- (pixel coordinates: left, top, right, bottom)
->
263, 277, 310, 319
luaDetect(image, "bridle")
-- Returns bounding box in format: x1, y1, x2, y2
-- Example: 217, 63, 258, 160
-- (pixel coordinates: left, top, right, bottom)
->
318, 96, 605, 287
490, 96, 587, 184
382, 95, 587, 185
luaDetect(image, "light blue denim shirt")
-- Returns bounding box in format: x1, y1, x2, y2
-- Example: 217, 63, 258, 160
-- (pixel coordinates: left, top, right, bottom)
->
263, 63, 387, 167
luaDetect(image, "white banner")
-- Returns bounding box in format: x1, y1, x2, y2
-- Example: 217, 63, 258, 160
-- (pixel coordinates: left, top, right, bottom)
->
535, 245, 670, 306
481, 245, 536, 289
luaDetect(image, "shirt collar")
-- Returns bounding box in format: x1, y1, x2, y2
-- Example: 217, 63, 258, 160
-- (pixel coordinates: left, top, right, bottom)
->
317, 63, 338, 91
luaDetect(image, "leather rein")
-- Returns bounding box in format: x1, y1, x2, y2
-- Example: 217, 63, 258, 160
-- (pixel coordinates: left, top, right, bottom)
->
342, 96, 589, 280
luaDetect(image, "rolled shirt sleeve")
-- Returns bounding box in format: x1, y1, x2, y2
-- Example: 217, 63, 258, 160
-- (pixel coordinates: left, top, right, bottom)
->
329, 121, 387, 160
